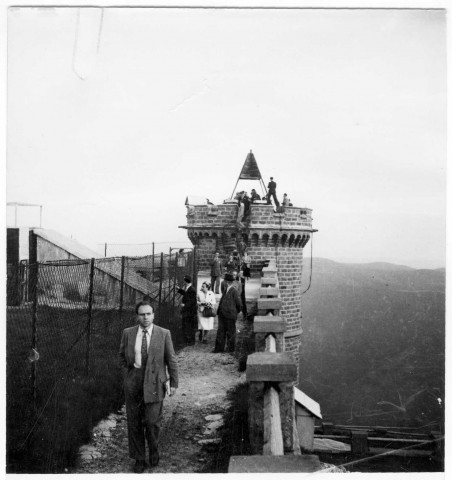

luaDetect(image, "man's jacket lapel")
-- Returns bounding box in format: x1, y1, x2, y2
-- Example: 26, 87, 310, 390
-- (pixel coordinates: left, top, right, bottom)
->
149, 326, 162, 365
128, 325, 139, 365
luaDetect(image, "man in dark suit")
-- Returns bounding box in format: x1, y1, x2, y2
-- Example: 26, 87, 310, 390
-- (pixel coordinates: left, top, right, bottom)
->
250, 188, 261, 203
210, 252, 223, 295
177, 275, 197, 345
213, 273, 242, 353
119, 300, 178, 473
220, 269, 242, 297
267, 177, 280, 207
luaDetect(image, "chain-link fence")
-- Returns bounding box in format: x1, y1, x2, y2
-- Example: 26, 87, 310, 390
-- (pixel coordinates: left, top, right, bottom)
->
6, 249, 195, 473
97, 242, 193, 258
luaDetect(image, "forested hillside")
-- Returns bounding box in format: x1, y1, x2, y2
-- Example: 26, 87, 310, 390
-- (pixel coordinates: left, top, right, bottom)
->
299, 258, 445, 431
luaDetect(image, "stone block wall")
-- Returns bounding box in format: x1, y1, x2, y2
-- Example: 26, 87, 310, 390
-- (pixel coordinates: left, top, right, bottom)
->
193, 235, 219, 272
186, 204, 313, 231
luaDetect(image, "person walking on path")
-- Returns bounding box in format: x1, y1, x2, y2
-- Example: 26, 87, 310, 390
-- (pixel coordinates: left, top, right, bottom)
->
225, 253, 240, 273
209, 252, 223, 295
177, 275, 197, 346
196, 281, 216, 343
267, 177, 280, 207
241, 251, 251, 281
213, 273, 242, 354
221, 269, 242, 297
119, 300, 178, 473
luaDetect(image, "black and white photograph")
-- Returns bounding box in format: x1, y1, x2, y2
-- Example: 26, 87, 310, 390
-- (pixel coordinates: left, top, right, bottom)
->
4, 0, 447, 475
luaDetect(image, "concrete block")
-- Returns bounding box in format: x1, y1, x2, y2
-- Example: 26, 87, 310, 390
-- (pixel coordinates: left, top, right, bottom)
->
228, 455, 321, 473
258, 309, 280, 316
261, 277, 277, 286
247, 352, 297, 382
259, 287, 279, 297
258, 298, 282, 311
262, 266, 278, 277
254, 316, 286, 333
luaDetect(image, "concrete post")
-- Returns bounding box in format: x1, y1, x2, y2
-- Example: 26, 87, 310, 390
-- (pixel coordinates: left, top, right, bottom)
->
254, 315, 286, 352
246, 352, 297, 454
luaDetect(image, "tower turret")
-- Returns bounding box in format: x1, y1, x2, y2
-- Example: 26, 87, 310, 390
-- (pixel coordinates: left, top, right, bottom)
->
181, 152, 315, 368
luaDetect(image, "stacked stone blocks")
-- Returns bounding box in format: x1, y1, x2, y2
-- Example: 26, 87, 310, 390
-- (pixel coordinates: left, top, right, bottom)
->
247, 262, 299, 455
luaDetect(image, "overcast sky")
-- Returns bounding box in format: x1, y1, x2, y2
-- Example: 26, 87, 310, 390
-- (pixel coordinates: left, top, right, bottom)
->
6, 6, 446, 267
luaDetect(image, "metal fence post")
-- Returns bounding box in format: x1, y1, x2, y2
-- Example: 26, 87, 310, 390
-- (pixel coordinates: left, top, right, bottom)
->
104, 243, 107, 257
86, 258, 95, 377
31, 262, 38, 410
119, 256, 126, 322
152, 243, 155, 282
192, 246, 198, 292
173, 252, 178, 307
158, 252, 163, 307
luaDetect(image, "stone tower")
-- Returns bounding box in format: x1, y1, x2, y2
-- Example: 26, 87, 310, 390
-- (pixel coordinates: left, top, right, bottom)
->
182, 152, 314, 368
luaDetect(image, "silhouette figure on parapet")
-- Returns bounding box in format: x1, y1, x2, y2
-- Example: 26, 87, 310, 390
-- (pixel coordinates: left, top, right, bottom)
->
267, 177, 280, 207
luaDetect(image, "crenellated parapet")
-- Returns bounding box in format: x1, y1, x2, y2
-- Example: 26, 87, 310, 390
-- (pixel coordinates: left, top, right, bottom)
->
186, 203, 313, 231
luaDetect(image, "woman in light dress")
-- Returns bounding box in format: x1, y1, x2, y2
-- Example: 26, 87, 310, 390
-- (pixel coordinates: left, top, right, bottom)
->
197, 281, 216, 343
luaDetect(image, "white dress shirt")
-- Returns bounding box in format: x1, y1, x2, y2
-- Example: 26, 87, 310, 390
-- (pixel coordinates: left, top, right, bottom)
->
134, 324, 153, 368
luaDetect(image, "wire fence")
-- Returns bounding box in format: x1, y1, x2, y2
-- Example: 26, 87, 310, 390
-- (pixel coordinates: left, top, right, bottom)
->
6, 249, 195, 473
97, 241, 193, 258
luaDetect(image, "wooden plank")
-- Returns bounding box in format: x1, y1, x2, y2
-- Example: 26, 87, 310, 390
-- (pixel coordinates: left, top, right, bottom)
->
266, 334, 277, 353
315, 434, 433, 449
370, 447, 435, 458
263, 386, 284, 455
293, 417, 302, 455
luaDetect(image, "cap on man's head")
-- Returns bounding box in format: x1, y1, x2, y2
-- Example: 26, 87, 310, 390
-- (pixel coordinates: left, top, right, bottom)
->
270, 177, 274, 180
224, 273, 234, 282
184, 275, 192, 283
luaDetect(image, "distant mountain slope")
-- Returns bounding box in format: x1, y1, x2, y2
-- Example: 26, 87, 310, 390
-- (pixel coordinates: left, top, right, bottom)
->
298, 258, 445, 431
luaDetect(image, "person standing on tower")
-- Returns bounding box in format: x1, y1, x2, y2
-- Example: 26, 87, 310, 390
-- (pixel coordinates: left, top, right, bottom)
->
267, 177, 280, 207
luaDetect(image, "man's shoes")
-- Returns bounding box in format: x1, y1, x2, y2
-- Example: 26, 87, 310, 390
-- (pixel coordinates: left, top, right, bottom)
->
133, 460, 146, 473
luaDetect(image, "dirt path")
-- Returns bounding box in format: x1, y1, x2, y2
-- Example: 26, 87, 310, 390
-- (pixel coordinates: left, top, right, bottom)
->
73, 335, 245, 474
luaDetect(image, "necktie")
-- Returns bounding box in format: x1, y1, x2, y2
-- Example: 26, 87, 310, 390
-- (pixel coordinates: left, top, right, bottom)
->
141, 330, 148, 369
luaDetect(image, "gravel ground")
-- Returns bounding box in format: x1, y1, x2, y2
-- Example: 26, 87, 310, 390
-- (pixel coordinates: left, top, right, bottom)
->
72, 332, 245, 474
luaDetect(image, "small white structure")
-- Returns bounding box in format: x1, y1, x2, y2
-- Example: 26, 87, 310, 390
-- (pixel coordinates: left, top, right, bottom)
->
294, 387, 322, 452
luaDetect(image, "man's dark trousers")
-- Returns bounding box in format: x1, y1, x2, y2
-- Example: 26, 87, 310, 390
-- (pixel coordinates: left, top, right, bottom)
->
124, 367, 162, 464
214, 314, 237, 353
268, 191, 279, 207
182, 314, 196, 345
211, 276, 220, 294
